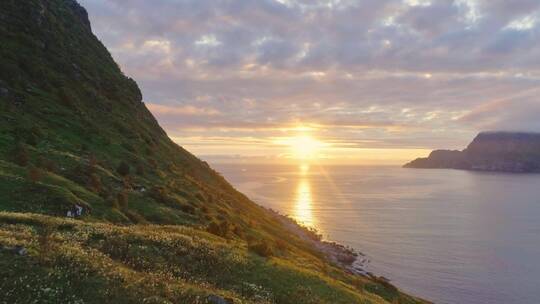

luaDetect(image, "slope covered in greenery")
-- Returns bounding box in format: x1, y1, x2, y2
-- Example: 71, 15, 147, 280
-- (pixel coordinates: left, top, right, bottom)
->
0, 1, 428, 303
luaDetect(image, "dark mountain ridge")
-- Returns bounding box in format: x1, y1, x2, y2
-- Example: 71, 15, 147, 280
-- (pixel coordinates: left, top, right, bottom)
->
404, 132, 540, 172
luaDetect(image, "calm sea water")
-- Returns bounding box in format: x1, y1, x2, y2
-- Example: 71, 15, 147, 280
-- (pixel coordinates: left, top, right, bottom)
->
214, 164, 540, 304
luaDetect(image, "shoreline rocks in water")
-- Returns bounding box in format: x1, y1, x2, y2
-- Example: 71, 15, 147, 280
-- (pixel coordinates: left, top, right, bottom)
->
271, 210, 370, 276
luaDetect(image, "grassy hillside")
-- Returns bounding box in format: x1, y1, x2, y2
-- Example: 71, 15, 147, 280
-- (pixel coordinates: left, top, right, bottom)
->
0, 1, 428, 303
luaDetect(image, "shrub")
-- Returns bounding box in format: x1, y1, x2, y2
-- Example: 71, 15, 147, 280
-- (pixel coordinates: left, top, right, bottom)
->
180, 204, 196, 214
233, 225, 245, 239
88, 173, 102, 193
148, 158, 158, 169
145, 146, 154, 156
200, 205, 210, 214
135, 162, 145, 176
58, 88, 76, 109
27, 165, 43, 183
102, 237, 130, 261
25, 132, 38, 146
37, 156, 57, 172
285, 286, 320, 304
38, 223, 55, 264
248, 240, 274, 257
149, 186, 168, 203
117, 161, 130, 176
207, 220, 232, 238
195, 192, 206, 202
117, 190, 129, 210
121, 142, 135, 152
275, 239, 289, 253
88, 154, 98, 173
107, 195, 120, 209
12, 142, 29, 166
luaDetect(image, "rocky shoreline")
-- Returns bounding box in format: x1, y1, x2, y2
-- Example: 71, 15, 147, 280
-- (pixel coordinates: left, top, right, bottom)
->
271, 210, 370, 276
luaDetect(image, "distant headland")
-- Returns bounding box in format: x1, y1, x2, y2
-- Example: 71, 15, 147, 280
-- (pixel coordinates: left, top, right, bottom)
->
404, 132, 540, 173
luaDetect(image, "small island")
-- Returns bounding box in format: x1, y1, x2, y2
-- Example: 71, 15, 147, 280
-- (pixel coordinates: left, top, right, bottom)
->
404, 132, 540, 173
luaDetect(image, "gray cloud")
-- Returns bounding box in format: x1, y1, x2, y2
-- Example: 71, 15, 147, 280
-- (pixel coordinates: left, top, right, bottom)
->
79, 0, 540, 155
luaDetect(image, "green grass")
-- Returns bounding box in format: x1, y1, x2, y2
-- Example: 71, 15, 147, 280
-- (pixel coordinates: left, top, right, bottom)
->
0, 212, 427, 304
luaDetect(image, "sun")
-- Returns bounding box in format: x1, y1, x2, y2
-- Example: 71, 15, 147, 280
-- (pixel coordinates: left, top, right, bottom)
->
289, 135, 324, 160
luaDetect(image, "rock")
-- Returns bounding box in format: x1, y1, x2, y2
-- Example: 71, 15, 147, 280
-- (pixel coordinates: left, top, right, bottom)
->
12, 94, 25, 107
14, 245, 27, 256
74, 204, 83, 216
67, 0, 91, 30
0, 87, 9, 97
207, 295, 234, 304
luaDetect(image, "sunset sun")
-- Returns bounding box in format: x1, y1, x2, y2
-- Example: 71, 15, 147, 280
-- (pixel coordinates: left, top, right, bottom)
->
288, 135, 324, 160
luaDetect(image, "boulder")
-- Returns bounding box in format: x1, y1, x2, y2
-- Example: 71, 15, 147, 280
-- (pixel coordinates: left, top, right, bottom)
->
207, 295, 234, 304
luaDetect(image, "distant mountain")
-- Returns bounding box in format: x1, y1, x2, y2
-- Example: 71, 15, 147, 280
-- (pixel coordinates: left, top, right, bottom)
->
404, 132, 540, 173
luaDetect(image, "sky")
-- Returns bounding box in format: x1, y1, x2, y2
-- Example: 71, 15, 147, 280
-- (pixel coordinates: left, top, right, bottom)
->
80, 0, 540, 164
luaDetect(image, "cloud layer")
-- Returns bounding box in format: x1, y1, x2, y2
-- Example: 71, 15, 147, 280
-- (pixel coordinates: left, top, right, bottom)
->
80, 0, 540, 162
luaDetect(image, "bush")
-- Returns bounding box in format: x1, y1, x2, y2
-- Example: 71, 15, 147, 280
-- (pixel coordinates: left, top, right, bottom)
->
102, 237, 130, 261
149, 186, 168, 203
207, 220, 232, 238
37, 156, 57, 172
200, 205, 210, 214
180, 204, 196, 214
233, 225, 245, 239
121, 142, 135, 153
88, 154, 98, 173
27, 165, 43, 183
107, 195, 120, 209
117, 190, 129, 210
248, 240, 274, 257
135, 162, 145, 176
275, 239, 289, 253
12, 142, 29, 166
58, 88, 76, 109
38, 223, 55, 264
116, 161, 130, 176
148, 158, 158, 169
88, 173, 102, 193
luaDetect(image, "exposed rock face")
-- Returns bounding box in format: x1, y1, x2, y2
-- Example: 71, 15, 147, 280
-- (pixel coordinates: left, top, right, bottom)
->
66, 0, 92, 30
404, 132, 540, 173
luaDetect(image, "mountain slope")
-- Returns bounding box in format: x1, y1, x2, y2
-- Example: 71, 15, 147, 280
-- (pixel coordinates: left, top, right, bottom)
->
0, 1, 428, 303
404, 132, 540, 172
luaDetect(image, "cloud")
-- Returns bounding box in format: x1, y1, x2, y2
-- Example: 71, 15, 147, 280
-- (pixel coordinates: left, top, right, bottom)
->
79, 0, 540, 157
146, 103, 221, 116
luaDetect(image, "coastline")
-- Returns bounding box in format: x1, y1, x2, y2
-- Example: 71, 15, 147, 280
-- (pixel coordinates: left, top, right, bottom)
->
271, 210, 370, 276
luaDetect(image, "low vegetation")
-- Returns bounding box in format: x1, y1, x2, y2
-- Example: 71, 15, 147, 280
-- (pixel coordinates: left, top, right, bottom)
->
0, 212, 425, 304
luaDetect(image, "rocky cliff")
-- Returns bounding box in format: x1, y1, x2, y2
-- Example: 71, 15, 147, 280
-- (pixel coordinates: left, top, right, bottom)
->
404, 132, 540, 173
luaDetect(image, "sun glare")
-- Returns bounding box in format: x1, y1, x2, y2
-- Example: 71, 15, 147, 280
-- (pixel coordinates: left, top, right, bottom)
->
288, 135, 324, 160
300, 164, 310, 174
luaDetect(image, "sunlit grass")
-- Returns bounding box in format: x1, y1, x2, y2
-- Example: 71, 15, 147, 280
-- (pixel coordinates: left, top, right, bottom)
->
0, 212, 424, 304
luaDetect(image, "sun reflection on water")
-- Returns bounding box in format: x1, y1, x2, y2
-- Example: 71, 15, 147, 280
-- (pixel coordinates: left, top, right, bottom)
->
294, 165, 316, 227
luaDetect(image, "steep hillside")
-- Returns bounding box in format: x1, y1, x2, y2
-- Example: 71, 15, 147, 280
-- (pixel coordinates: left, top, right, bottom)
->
0, 1, 428, 303
404, 132, 540, 172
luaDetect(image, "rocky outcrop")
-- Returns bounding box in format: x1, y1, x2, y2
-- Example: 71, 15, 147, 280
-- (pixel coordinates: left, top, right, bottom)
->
404, 132, 540, 173
66, 0, 92, 30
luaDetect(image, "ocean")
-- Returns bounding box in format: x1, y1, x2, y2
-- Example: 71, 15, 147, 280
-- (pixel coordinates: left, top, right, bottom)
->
214, 164, 540, 304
